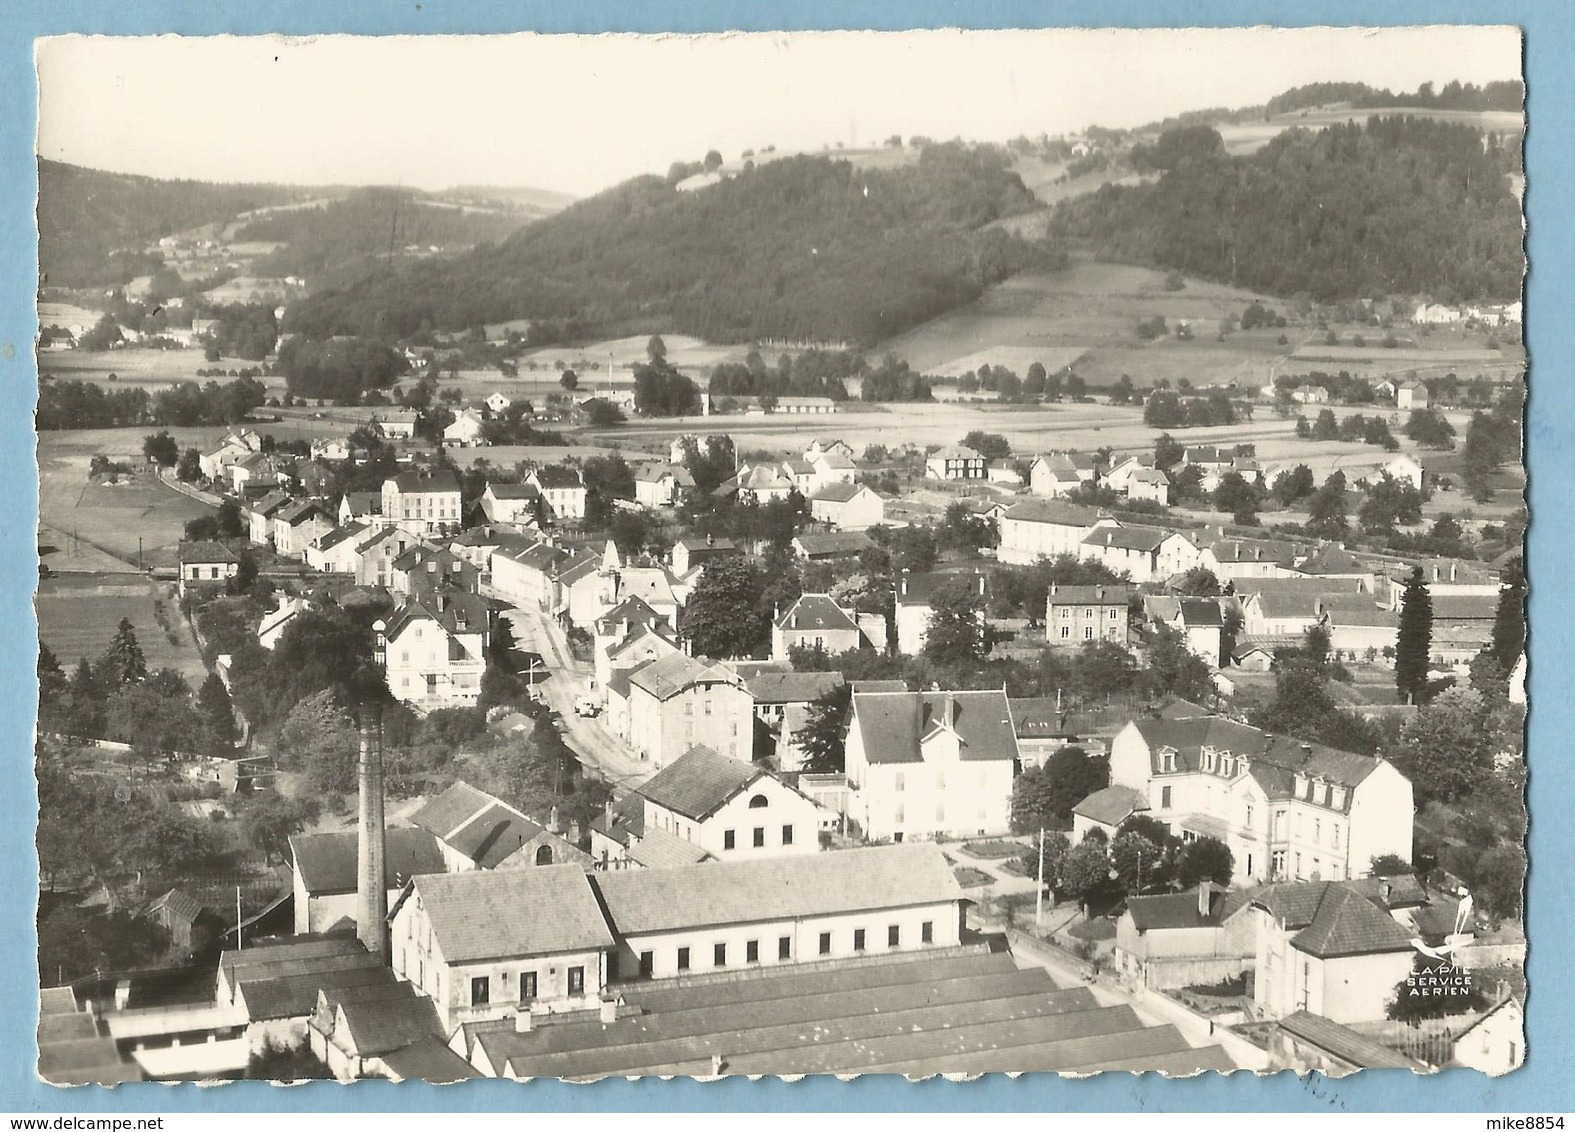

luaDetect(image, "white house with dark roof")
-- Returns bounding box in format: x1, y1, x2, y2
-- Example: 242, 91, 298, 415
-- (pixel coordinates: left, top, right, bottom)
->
1250, 879, 1424, 1023
772, 593, 884, 661
480, 481, 541, 525
383, 470, 463, 536
338, 490, 382, 527
375, 592, 490, 709
895, 569, 988, 657
844, 688, 1019, 842
1144, 596, 1227, 667
809, 482, 884, 530
1080, 525, 1198, 583
305, 523, 369, 574
178, 541, 241, 595
806, 448, 858, 489
633, 463, 695, 508
373, 408, 420, 439
1197, 536, 1299, 581
1108, 715, 1413, 887
388, 865, 617, 1032
199, 428, 263, 481
1030, 453, 1083, 497
791, 531, 876, 562
997, 500, 1118, 565
592, 842, 965, 981
272, 500, 335, 559
526, 464, 587, 521
627, 652, 753, 767
1113, 883, 1258, 989
1125, 466, 1173, 505
593, 745, 822, 870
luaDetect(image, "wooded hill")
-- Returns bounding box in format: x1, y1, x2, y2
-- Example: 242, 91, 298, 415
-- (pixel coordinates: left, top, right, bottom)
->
37, 159, 310, 288
284, 144, 1056, 347
1048, 117, 1524, 304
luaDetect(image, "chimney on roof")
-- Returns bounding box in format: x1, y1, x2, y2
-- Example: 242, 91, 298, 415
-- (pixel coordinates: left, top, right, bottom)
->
1198, 881, 1212, 918
1379, 880, 1392, 905
548, 804, 560, 834
355, 704, 388, 962
514, 1009, 534, 1034
568, 819, 580, 846
600, 994, 619, 1027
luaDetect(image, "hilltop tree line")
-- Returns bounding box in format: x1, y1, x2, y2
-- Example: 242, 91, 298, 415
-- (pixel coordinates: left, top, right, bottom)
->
37, 375, 268, 431
284, 147, 1058, 347
1050, 117, 1523, 304
1265, 80, 1524, 118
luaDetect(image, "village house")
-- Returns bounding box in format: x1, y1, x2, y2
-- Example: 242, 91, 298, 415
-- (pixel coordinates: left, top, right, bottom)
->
625, 651, 753, 767
746, 669, 844, 729
997, 500, 1117, 565
383, 470, 463, 536
592, 843, 965, 982
1112, 883, 1258, 990
809, 482, 884, 530
338, 490, 382, 526
257, 595, 311, 650
409, 781, 590, 872
805, 448, 858, 489
772, 593, 882, 661
1045, 582, 1133, 648
353, 525, 424, 587
1125, 466, 1173, 505
1451, 997, 1525, 1074
177, 541, 241, 596
375, 591, 490, 710
610, 561, 684, 628
1250, 879, 1424, 1023
289, 827, 448, 935
669, 534, 739, 577
305, 524, 369, 575
1029, 453, 1083, 498
593, 596, 679, 689
388, 865, 616, 1033
1080, 525, 1198, 583
442, 407, 489, 447
633, 463, 695, 508
779, 458, 818, 496
311, 437, 352, 462
485, 392, 512, 415
924, 444, 987, 481
791, 531, 877, 562
1103, 453, 1157, 495
373, 409, 420, 440
1291, 543, 1374, 586
722, 464, 795, 504
1071, 783, 1151, 841
893, 569, 988, 656
1142, 595, 1227, 667
771, 395, 838, 414
1197, 535, 1299, 581
843, 688, 1019, 842
271, 499, 335, 559
1397, 381, 1430, 410
591, 745, 823, 870
805, 438, 856, 460
478, 481, 541, 526
1380, 452, 1426, 491
527, 465, 587, 522
199, 428, 263, 481
390, 544, 480, 599
490, 540, 571, 612
986, 459, 1024, 487
1107, 715, 1414, 887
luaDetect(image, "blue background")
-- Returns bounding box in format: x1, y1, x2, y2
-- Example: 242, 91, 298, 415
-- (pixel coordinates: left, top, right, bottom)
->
0, 0, 1563, 1113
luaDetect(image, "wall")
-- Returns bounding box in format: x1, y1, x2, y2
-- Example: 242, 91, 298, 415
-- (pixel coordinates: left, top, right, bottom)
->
1314, 949, 1417, 1024
1346, 762, 1415, 877
649, 778, 821, 860
629, 680, 752, 768
609, 900, 963, 982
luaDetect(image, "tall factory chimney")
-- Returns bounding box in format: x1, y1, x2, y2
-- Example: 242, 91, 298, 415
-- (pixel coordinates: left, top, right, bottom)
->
356, 704, 389, 961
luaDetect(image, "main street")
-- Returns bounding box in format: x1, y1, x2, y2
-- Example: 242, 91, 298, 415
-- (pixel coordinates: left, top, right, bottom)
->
493, 598, 655, 794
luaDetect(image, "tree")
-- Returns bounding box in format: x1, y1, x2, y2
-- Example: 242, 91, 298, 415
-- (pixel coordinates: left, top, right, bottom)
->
1306, 471, 1350, 538
922, 575, 990, 664
99, 617, 147, 690
275, 690, 359, 795
1176, 835, 1234, 887
797, 682, 852, 774
1143, 623, 1214, 703
583, 398, 625, 427
1472, 843, 1526, 922
1153, 434, 1184, 470
1370, 853, 1414, 877
176, 447, 202, 482
1489, 556, 1525, 669
1060, 839, 1112, 911
38, 642, 67, 705
239, 792, 322, 862
646, 335, 667, 365
1211, 472, 1258, 515
1311, 408, 1340, 441
1174, 567, 1221, 597
1358, 474, 1424, 535
216, 497, 245, 539
683, 557, 767, 659
1110, 830, 1164, 894
1396, 567, 1434, 704
703, 150, 723, 172
1009, 748, 1108, 832
961, 431, 1011, 462
142, 430, 179, 467
559, 369, 578, 391
1385, 687, 1501, 804
1386, 954, 1489, 1022
197, 672, 238, 748
1406, 408, 1458, 450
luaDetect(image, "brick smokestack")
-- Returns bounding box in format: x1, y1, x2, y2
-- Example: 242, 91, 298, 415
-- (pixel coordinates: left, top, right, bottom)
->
356, 704, 388, 961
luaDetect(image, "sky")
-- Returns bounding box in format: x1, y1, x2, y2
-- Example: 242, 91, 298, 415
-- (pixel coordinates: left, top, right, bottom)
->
36, 27, 1522, 198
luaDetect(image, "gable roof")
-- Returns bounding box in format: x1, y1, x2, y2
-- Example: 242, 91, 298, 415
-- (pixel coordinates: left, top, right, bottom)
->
1072, 784, 1150, 826
896, 569, 988, 605
180, 541, 240, 565
408, 781, 495, 838
445, 802, 553, 870
1047, 583, 1133, 606
408, 865, 615, 964
1128, 716, 1385, 800
745, 670, 845, 705
388, 469, 461, 494
851, 689, 1017, 765
486, 481, 541, 500
1297, 544, 1366, 576
775, 593, 858, 633
591, 843, 962, 936
1178, 598, 1225, 627
531, 464, 584, 489
1125, 885, 1254, 932
1252, 880, 1421, 958
1002, 499, 1111, 528
793, 532, 875, 556
636, 745, 769, 822
628, 651, 736, 701
811, 481, 870, 504
930, 445, 982, 461
1277, 1011, 1418, 1070
289, 827, 446, 896
1083, 525, 1169, 553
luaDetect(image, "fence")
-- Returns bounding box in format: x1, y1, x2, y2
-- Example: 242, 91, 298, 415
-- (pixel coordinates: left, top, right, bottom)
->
1140, 954, 1254, 992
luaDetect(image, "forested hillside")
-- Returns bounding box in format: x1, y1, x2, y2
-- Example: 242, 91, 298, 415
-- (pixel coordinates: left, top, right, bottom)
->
1049, 117, 1523, 303
1265, 79, 1523, 117
285, 144, 1056, 346
235, 189, 536, 285
37, 160, 311, 287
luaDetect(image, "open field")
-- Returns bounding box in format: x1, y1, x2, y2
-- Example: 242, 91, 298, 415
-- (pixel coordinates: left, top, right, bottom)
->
38, 428, 222, 568
1217, 106, 1523, 156
876, 260, 1292, 377
37, 346, 274, 393
36, 573, 208, 683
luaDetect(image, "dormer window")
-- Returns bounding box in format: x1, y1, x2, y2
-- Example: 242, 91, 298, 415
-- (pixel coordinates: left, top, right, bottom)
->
1331, 785, 1347, 809
1201, 747, 1217, 773
1220, 754, 1234, 777
1159, 746, 1177, 773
